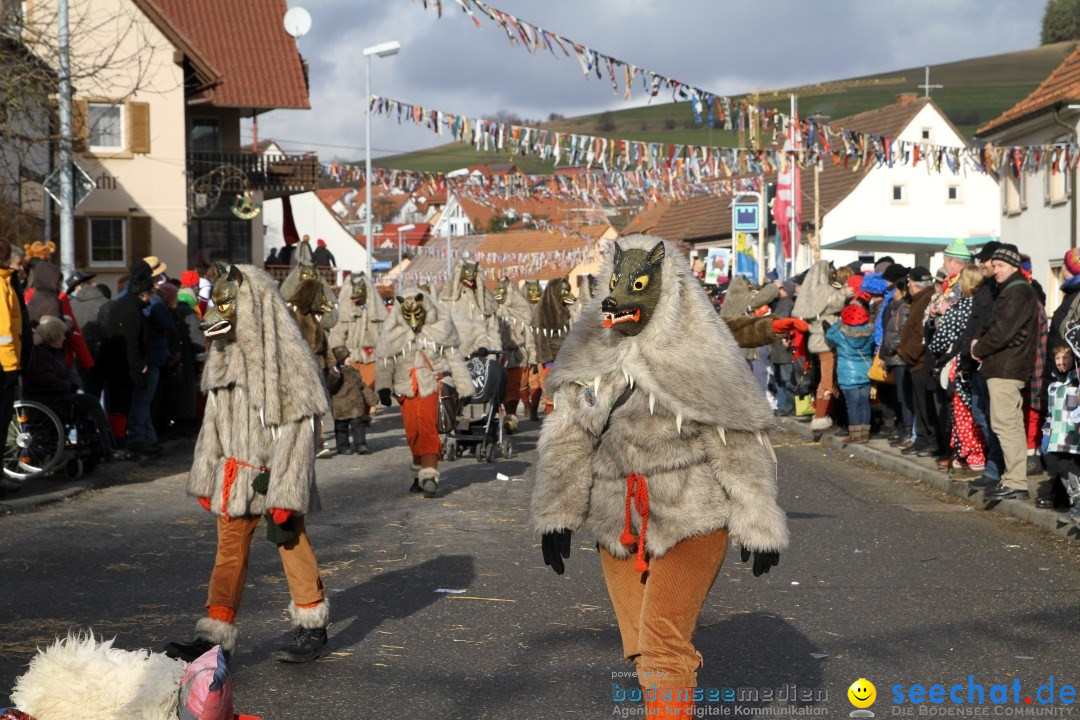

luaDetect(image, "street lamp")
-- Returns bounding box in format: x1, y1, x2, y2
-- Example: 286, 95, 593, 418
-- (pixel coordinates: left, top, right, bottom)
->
363, 40, 401, 281
396, 223, 415, 289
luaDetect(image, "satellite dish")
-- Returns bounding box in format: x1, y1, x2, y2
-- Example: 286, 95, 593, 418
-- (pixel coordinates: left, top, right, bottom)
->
283, 7, 312, 38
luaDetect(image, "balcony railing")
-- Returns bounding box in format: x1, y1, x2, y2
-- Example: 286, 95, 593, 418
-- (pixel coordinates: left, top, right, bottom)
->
187, 150, 320, 193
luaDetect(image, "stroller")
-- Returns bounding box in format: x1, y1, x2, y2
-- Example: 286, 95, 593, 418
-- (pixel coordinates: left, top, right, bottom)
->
442, 349, 514, 463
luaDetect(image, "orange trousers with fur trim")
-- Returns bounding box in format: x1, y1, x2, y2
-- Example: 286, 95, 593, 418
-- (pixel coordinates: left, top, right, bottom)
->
599, 529, 728, 689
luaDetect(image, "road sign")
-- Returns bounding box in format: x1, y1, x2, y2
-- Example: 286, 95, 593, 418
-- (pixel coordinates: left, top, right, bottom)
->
372, 260, 393, 271
733, 203, 760, 232
43, 163, 96, 208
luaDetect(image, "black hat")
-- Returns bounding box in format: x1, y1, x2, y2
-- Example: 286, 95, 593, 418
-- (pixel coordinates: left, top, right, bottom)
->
882, 264, 909, 283
127, 259, 153, 295
990, 243, 1023, 268
65, 270, 96, 294
908, 266, 933, 283
974, 241, 1003, 262
845, 260, 864, 274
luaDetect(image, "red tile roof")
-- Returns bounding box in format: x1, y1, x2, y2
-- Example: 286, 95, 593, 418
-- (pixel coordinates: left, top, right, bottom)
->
138, 0, 310, 110
979, 44, 1080, 135
376, 223, 432, 247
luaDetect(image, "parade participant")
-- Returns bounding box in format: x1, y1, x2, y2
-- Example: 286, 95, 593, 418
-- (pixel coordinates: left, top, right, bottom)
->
439, 259, 502, 357
521, 280, 543, 420
792, 260, 847, 431
329, 345, 378, 455
329, 272, 386, 389
532, 235, 787, 717
164, 264, 331, 665
493, 276, 535, 432
533, 276, 576, 415
280, 262, 338, 332
375, 289, 471, 497
285, 273, 338, 459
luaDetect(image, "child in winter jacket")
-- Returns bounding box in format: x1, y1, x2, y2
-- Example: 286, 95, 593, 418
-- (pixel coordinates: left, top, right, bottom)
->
1041, 344, 1080, 521
329, 345, 378, 455
825, 303, 875, 444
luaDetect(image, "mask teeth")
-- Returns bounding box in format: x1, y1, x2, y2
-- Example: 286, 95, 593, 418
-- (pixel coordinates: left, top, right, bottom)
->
718, 427, 726, 445
676, 412, 683, 435
593, 375, 601, 400
648, 393, 656, 415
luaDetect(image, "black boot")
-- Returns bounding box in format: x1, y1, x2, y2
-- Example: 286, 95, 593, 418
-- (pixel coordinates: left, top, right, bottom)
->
410, 477, 422, 493
164, 616, 236, 663
164, 638, 217, 663
275, 627, 328, 663
353, 418, 370, 455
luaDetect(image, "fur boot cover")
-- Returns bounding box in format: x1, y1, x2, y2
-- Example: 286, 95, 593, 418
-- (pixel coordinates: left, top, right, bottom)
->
189, 265, 330, 518
495, 281, 535, 369
374, 288, 472, 399
328, 273, 385, 360
280, 264, 338, 331
533, 278, 573, 366
791, 260, 846, 354
288, 598, 330, 629
809, 416, 833, 431
530, 235, 789, 559
10, 633, 187, 720
439, 260, 502, 356
417, 466, 439, 494
194, 617, 239, 653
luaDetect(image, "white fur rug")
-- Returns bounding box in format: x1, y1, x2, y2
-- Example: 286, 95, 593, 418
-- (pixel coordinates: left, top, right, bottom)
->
10, 633, 187, 720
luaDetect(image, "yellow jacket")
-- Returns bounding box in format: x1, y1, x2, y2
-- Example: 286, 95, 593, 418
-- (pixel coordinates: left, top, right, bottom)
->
0, 269, 22, 371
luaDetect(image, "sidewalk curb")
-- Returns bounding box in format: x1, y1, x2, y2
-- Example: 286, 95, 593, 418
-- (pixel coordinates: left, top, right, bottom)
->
774, 417, 1080, 542
0, 473, 111, 515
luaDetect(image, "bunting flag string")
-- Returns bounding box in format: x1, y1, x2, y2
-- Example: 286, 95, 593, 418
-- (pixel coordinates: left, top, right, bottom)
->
371, 94, 1080, 178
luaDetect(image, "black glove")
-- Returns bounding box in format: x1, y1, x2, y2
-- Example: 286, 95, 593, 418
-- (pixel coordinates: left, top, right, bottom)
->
820, 320, 832, 333
541, 529, 572, 575
378, 388, 393, 407
740, 547, 780, 577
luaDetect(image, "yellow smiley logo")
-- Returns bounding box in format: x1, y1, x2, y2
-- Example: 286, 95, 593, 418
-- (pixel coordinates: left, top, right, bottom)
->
848, 678, 876, 709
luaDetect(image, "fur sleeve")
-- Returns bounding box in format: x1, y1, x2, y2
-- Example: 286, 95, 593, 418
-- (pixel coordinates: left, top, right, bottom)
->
188, 397, 222, 498
444, 348, 472, 394
264, 418, 316, 514
723, 316, 780, 349
530, 386, 596, 534
375, 355, 395, 393
328, 320, 347, 350
708, 430, 789, 553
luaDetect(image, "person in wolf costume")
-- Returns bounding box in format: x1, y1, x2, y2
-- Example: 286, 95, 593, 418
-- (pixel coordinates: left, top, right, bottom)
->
531, 235, 787, 717
329, 272, 386, 390
792, 260, 847, 431
286, 275, 338, 459
164, 264, 331, 665
439, 259, 502, 357
375, 289, 472, 497
521, 280, 544, 420
533, 276, 577, 415
280, 263, 339, 332
494, 276, 535, 432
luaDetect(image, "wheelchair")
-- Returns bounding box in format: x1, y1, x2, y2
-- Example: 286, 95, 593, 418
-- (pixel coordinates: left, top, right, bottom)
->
4, 394, 104, 482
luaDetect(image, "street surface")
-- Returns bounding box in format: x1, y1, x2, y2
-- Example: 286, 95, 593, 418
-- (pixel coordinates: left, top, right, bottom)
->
2, 413, 1079, 718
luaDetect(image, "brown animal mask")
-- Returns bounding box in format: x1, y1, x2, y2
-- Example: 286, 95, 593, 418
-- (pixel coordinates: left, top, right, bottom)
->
289, 278, 334, 317
298, 264, 318, 283
460, 261, 479, 289
494, 277, 511, 304
397, 293, 426, 333
524, 281, 542, 304
200, 263, 243, 339
350, 277, 368, 307
600, 240, 665, 336
560, 278, 576, 306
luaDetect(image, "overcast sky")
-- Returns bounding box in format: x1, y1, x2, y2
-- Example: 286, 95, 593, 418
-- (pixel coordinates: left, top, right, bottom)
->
247, 0, 1043, 163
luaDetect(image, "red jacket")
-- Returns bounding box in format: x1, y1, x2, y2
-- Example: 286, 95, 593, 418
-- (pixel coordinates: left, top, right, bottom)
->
23, 288, 95, 370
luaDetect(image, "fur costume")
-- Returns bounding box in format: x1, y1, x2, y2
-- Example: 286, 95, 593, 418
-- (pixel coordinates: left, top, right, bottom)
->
439, 260, 502, 356
533, 277, 576, 366
189, 265, 329, 519
494, 277, 535, 369
375, 288, 472, 399
792, 260, 846, 354
721, 276, 781, 360
328, 273, 385, 372
531, 236, 788, 558
280, 263, 338, 331
286, 277, 336, 374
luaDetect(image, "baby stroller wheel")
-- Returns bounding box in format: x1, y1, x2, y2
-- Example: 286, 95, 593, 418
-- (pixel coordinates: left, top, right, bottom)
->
64, 458, 84, 481
500, 440, 514, 460
484, 442, 496, 463
475, 440, 487, 463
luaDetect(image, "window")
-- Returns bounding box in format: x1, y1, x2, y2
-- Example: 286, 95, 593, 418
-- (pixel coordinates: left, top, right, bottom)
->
891, 184, 906, 203
921, 127, 931, 141
88, 103, 123, 151
1005, 174, 1022, 215
947, 185, 961, 203
1046, 164, 1070, 205
89, 217, 126, 267
190, 118, 220, 151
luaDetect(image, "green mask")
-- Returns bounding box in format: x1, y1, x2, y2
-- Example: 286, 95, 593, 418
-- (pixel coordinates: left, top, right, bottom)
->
600, 241, 665, 337
460, 261, 479, 289
560, 278, 576, 306
524, 281, 542, 305
350, 278, 368, 308
494, 277, 510, 304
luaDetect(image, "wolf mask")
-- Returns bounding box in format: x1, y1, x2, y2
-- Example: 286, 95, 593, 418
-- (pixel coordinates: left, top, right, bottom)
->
460, 261, 479, 289
494, 277, 511, 304
397, 293, 427, 333
200, 263, 243, 340
289, 277, 335, 318
524, 281, 542, 305
600, 240, 664, 336
350, 277, 368, 308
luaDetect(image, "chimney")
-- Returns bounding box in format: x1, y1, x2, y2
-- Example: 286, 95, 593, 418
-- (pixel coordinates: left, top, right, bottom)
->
896, 93, 918, 105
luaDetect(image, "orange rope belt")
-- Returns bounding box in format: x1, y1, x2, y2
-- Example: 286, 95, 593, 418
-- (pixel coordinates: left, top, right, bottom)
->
221, 457, 267, 522
619, 473, 651, 573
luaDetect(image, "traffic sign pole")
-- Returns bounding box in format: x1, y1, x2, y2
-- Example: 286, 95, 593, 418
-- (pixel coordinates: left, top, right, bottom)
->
58, 0, 74, 278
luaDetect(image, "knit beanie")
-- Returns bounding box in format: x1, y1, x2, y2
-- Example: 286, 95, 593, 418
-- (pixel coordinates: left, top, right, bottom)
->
860, 273, 889, 297
1064, 249, 1080, 280
944, 238, 972, 260
181, 270, 200, 288
841, 304, 869, 326
158, 283, 179, 306
990, 244, 1022, 268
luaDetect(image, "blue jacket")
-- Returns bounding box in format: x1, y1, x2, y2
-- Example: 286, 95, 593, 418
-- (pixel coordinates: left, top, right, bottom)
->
826, 321, 874, 389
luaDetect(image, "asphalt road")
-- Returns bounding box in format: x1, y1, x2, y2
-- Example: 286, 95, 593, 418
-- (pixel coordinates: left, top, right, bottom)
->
2, 413, 1079, 719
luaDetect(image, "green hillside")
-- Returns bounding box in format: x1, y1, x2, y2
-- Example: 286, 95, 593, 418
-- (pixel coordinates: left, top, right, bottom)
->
371, 42, 1077, 175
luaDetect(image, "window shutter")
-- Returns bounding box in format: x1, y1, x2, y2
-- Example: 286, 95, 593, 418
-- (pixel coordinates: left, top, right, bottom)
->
72, 100, 88, 153
128, 101, 150, 153
130, 215, 152, 261
74, 216, 89, 268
